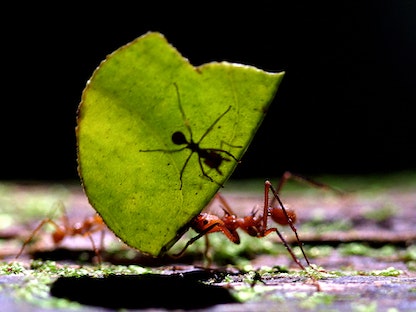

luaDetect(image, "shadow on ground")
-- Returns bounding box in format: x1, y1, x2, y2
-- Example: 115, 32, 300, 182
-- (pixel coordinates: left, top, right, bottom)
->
50, 270, 237, 310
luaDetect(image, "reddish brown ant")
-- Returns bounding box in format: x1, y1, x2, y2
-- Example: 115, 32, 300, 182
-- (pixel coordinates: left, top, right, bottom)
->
15, 202, 106, 264
139, 83, 241, 189
171, 172, 343, 270
171, 180, 309, 269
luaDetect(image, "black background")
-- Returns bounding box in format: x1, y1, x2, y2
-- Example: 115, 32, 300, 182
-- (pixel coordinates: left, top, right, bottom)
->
2, 2, 415, 181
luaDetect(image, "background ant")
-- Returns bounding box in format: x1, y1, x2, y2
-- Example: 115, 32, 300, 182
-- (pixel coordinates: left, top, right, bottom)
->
15, 202, 106, 264
170, 172, 343, 269
139, 83, 241, 189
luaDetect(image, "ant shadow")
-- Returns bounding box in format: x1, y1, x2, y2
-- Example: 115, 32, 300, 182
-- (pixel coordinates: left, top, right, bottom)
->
140, 83, 241, 189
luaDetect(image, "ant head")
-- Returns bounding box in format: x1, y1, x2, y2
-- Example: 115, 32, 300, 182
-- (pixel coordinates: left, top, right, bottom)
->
171, 131, 187, 145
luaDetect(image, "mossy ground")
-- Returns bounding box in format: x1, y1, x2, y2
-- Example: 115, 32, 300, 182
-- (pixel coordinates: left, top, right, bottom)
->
0, 172, 415, 310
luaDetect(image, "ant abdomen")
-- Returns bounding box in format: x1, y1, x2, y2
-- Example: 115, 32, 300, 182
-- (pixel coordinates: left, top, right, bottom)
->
203, 152, 228, 173
270, 208, 297, 226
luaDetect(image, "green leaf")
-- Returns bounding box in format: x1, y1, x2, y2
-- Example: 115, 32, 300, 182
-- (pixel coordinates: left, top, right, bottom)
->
76, 32, 284, 256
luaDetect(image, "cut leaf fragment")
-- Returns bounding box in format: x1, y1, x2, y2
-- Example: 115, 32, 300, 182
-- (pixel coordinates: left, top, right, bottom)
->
76, 31, 284, 256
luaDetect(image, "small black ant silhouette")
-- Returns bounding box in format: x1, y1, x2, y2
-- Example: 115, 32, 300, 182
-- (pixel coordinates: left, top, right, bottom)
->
140, 83, 241, 189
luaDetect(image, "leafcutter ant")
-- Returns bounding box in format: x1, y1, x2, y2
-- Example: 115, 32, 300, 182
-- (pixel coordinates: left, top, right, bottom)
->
15, 202, 106, 264
139, 83, 241, 189
170, 172, 343, 270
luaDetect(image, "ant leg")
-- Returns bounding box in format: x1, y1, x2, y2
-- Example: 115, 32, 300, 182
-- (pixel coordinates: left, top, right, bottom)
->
219, 140, 243, 161
264, 180, 312, 269
99, 229, 106, 252
197, 156, 225, 187
178, 151, 194, 189
85, 233, 102, 264
207, 148, 241, 163
15, 218, 62, 259
139, 147, 186, 153
276, 171, 344, 195
173, 215, 240, 259
171, 222, 221, 258
203, 234, 213, 267
275, 171, 294, 194
220, 140, 243, 149
263, 227, 306, 270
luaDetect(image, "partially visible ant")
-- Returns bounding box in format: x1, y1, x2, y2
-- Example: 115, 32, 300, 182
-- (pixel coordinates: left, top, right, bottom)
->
170, 172, 343, 270
139, 83, 241, 189
15, 202, 106, 264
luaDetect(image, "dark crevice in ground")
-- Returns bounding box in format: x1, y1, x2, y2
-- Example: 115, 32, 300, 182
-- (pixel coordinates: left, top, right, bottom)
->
50, 270, 238, 310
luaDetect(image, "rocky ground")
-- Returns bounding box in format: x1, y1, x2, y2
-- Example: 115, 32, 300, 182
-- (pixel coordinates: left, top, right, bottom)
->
0, 172, 415, 311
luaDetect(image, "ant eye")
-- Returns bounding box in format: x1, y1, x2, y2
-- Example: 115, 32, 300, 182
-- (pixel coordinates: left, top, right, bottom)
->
171, 131, 187, 145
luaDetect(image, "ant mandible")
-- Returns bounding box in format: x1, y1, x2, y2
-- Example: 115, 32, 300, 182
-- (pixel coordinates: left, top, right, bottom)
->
171, 172, 343, 270
139, 83, 241, 189
15, 202, 106, 264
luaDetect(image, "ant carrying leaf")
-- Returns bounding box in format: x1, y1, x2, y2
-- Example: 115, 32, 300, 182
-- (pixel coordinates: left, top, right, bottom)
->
76, 32, 285, 257
169, 172, 343, 270
140, 83, 242, 189
15, 201, 106, 264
